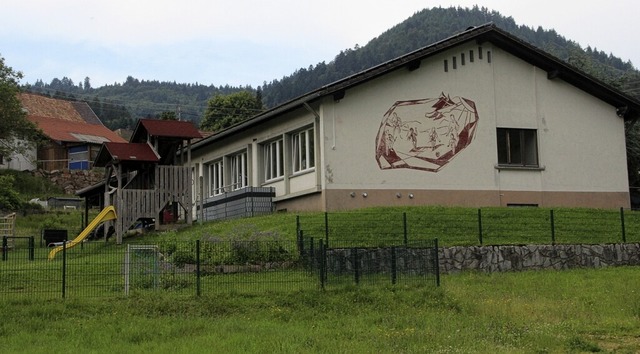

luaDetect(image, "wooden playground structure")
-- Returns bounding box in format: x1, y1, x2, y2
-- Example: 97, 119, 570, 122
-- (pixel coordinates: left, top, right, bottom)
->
77, 119, 201, 244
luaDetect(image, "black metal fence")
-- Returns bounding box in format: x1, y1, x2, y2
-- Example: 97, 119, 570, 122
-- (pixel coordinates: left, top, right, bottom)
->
296, 208, 640, 246
0, 236, 439, 299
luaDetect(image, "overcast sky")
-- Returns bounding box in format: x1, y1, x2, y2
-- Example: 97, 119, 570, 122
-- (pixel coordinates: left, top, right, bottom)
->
2, 0, 639, 89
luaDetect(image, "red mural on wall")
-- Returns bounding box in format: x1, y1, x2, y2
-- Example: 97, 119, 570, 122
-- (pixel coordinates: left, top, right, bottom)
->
375, 93, 479, 172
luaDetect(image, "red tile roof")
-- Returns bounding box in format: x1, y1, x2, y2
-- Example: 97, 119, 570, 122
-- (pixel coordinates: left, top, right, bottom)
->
19, 93, 95, 123
95, 143, 160, 167
131, 119, 202, 142
29, 115, 126, 144
20, 92, 125, 144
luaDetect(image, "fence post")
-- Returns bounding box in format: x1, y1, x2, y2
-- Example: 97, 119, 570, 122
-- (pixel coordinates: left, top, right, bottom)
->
296, 215, 300, 238
403, 212, 408, 246
391, 246, 397, 285
352, 248, 360, 285
62, 240, 67, 299
550, 210, 555, 245
324, 212, 329, 246
2, 236, 6, 261
196, 240, 201, 297
29, 236, 34, 261
319, 239, 326, 291
434, 238, 440, 287
621, 207, 627, 243
309, 237, 315, 272
297, 230, 304, 258
477, 209, 483, 245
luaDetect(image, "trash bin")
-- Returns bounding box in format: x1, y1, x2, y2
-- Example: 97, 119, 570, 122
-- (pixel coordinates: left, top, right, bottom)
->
42, 229, 68, 247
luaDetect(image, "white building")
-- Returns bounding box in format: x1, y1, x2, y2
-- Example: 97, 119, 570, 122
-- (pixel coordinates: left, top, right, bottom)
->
190, 24, 640, 217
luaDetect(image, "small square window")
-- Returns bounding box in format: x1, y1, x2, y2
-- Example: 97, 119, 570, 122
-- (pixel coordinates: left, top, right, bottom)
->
497, 128, 538, 167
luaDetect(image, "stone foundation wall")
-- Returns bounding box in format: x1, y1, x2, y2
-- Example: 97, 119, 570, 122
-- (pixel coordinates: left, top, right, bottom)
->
439, 243, 640, 274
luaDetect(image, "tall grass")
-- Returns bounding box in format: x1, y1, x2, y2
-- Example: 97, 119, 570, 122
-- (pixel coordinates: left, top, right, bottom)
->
0, 267, 638, 352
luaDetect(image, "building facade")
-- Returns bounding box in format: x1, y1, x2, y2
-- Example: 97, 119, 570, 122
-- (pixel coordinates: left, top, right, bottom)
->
190, 24, 640, 214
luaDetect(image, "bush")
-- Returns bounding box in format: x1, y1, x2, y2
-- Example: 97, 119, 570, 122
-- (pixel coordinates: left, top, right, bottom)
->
0, 175, 22, 210
200, 224, 292, 264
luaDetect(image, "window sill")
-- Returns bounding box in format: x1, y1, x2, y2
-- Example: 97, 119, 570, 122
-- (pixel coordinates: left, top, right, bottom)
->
291, 167, 316, 178
262, 176, 285, 185
495, 164, 545, 171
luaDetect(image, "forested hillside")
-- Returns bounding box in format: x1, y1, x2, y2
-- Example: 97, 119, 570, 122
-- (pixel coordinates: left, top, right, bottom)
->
23, 5, 640, 130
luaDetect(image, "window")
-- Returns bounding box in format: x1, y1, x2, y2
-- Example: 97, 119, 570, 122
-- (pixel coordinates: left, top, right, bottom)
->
497, 128, 538, 167
209, 160, 224, 196
230, 151, 247, 190
292, 128, 315, 173
264, 139, 284, 181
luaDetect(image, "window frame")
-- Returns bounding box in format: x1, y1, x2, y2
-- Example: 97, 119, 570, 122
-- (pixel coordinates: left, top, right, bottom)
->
208, 159, 224, 196
263, 138, 284, 182
229, 151, 248, 190
291, 127, 315, 174
496, 128, 539, 168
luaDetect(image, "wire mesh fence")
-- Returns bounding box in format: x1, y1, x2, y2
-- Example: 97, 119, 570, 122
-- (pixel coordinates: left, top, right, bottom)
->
0, 236, 439, 299
297, 208, 640, 246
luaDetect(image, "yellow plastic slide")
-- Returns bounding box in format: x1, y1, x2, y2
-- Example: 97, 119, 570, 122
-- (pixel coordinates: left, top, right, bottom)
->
48, 206, 117, 260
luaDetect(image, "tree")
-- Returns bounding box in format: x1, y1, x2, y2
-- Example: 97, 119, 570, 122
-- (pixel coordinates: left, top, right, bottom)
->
200, 91, 263, 132
0, 55, 43, 160
83, 77, 92, 91
159, 111, 177, 120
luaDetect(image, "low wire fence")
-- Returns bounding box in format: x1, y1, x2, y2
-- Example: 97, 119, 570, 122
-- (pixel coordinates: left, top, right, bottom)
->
296, 208, 640, 246
0, 236, 439, 299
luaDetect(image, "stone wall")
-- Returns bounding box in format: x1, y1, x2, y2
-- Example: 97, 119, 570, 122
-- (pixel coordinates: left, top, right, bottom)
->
32, 169, 103, 195
439, 243, 640, 274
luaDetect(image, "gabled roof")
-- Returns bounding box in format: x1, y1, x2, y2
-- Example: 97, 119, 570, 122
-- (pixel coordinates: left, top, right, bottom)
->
19, 93, 102, 124
94, 142, 160, 167
130, 118, 202, 142
28, 115, 126, 144
19, 92, 126, 144
192, 23, 640, 152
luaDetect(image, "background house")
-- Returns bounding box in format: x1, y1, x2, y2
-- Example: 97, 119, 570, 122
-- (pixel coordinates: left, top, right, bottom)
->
189, 24, 640, 218
18, 93, 126, 171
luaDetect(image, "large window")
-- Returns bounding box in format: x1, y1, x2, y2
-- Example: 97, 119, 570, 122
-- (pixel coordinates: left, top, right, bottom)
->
264, 139, 284, 181
292, 128, 315, 173
497, 128, 538, 167
230, 151, 248, 190
209, 160, 224, 196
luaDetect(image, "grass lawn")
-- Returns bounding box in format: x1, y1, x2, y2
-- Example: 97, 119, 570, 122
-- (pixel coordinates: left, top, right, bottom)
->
1, 266, 639, 353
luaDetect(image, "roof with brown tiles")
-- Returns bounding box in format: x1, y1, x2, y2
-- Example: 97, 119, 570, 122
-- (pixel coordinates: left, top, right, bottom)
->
19, 93, 100, 124
29, 115, 126, 144
19, 93, 125, 144
94, 142, 160, 167
130, 118, 202, 142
